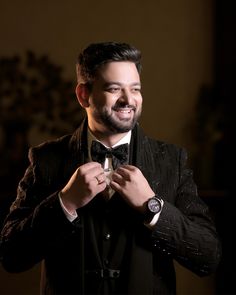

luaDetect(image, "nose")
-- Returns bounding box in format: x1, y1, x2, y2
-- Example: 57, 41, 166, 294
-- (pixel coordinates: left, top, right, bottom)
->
121, 89, 133, 105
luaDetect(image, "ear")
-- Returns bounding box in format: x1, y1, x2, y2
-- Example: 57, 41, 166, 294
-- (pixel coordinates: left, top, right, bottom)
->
75, 83, 90, 108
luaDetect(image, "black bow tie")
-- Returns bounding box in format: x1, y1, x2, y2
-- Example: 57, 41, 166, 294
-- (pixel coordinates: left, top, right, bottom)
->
91, 141, 129, 169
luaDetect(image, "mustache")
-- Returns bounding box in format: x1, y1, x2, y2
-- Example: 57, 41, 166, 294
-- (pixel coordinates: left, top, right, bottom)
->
112, 103, 136, 111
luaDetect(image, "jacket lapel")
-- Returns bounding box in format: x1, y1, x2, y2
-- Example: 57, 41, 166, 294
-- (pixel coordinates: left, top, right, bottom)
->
130, 124, 161, 195
63, 118, 89, 182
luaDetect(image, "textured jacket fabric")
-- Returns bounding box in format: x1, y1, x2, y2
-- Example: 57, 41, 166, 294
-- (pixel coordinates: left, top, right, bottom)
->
0, 119, 221, 294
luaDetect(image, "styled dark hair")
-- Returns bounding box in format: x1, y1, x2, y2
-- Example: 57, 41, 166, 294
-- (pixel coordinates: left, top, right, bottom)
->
76, 42, 142, 84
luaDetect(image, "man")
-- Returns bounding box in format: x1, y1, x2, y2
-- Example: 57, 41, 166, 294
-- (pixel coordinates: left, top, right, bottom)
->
0, 42, 221, 294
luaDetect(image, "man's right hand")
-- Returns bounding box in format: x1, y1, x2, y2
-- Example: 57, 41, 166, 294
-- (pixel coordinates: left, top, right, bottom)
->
60, 162, 106, 214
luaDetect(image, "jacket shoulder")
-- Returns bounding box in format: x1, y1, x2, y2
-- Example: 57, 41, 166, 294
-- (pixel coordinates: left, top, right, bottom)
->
29, 134, 72, 162
146, 136, 185, 159
24, 134, 74, 188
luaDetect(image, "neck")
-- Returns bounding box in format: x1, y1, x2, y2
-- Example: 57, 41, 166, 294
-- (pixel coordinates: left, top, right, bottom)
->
89, 129, 129, 147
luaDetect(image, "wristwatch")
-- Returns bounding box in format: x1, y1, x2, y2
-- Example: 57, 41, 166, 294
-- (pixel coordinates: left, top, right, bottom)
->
144, 196, 162, 223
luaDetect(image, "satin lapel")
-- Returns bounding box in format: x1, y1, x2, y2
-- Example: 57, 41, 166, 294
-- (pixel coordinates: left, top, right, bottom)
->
130, 124, 161, 195
64, 118, 103, 270
128, 124, 160, 294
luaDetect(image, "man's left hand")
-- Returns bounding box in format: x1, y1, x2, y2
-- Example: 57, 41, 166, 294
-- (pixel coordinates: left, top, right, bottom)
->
110, 165, 155, 213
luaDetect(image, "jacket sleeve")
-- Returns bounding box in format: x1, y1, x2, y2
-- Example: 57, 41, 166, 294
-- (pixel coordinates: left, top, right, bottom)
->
151, 147, 222, 277
0, 147, 81, 273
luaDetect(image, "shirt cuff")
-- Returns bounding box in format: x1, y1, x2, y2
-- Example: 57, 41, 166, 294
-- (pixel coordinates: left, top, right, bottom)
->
58, 192, 78, 222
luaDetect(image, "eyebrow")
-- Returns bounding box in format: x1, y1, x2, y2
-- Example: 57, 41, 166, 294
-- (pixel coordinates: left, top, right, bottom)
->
103, 82, 141, 87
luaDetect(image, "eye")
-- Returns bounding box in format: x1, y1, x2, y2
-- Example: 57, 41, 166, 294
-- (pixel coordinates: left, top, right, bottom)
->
106, 87, 120, 93
132, 87, 141, 93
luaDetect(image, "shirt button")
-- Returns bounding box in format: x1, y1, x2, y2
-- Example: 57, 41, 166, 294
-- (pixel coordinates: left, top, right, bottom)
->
104, 233, 111, 240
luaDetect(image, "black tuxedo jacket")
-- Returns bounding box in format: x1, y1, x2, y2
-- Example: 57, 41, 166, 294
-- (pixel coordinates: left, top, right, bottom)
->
0, 119, 221, 294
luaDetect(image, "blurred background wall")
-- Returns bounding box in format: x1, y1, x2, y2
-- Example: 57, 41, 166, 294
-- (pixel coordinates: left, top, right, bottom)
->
0, 0, 234, 294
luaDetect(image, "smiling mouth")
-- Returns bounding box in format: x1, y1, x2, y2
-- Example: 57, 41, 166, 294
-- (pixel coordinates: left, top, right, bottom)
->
116, 108, 133, 113
113, 106, 136, 113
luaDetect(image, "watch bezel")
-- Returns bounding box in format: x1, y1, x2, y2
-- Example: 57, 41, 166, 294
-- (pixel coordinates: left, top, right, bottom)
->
144, 196, 163, 224
147, 196, 162, 214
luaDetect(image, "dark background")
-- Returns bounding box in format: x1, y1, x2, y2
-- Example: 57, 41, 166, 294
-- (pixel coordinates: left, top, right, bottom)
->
0, 0, 235, 294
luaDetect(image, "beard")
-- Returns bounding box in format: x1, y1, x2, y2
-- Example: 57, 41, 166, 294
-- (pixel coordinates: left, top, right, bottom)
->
92, 104, 142, 134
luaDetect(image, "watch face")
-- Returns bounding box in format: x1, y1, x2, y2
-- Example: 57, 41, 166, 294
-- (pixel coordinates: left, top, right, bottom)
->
148, 198, 161, 213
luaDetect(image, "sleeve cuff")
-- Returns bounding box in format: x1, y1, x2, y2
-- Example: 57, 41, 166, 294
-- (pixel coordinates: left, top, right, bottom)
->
58, 192, 78, 222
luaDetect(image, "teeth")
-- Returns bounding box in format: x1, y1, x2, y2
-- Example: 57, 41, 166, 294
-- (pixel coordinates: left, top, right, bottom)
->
117, 109, 132, 113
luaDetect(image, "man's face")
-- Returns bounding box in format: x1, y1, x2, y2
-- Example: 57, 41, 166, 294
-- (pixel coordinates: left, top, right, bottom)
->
87, 61, 142, 135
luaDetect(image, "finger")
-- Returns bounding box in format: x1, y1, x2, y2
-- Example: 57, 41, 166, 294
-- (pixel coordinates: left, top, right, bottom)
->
94, 173, 106, 185
117, 164, 136, 171
110, 180, 120, 192
96, 180, 107, 190
79, 162, 104, 178
83, 161, 103, 170
115, 167, 133, 181
95, 175, 107, 195
112, 171, 126, 186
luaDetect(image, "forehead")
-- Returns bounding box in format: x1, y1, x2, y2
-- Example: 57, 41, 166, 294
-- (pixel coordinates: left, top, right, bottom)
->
96, 61, 140, 84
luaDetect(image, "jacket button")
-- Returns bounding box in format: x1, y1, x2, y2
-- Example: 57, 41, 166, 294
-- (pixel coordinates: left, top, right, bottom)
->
104, 233, 111, 240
